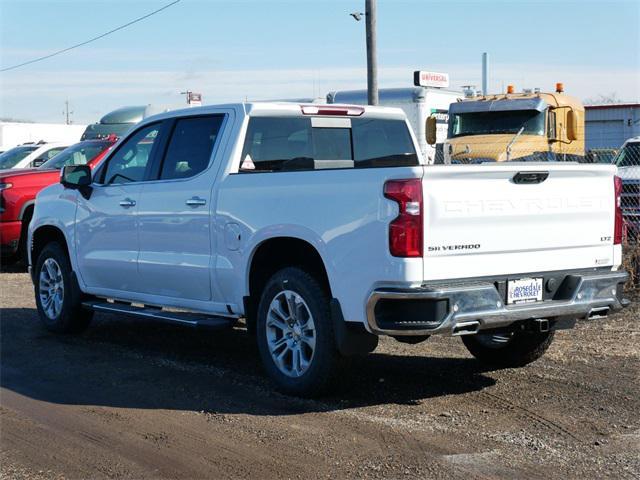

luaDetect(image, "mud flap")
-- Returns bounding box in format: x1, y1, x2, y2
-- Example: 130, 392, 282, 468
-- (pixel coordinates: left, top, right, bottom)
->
330, 298, 378, 356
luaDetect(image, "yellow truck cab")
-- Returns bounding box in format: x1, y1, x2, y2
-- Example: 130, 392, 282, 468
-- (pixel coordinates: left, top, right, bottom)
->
432, 84, 584, 163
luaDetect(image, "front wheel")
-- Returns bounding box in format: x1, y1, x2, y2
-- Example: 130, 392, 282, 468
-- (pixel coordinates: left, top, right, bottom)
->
256, 267, 340, 397
461, 329, 554, 368
34, 242, 93, 333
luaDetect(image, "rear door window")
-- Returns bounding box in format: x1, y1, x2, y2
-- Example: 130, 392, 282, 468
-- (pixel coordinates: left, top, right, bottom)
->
241, 117, 312, 172
240, 116, 417, 172
159, 115, 224, 180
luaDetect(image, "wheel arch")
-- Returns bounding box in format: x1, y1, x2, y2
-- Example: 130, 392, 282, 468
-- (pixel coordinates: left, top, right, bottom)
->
30, 224, 71, 281
19, 201, 35, 221
244, 236, 332, 333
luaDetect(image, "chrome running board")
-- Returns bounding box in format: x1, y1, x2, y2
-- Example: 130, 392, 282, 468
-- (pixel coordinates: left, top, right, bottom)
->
81, 300, 237, 329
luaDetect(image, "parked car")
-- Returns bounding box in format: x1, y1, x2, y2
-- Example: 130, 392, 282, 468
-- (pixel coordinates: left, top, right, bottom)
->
613, 137, 640, 239
0, 141, 69, 170
28, 103, 629, 396
0, 138, 116, 263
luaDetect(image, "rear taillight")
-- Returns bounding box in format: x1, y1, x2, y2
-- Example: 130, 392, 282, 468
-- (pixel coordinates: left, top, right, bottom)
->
384, 179, 423, 257
614, 175, 623, 245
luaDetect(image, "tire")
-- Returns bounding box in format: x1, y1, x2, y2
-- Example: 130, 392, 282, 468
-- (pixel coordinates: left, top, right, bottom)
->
34, 242, 93, 333
256, 267, 340, 397
461, 329, 555, 368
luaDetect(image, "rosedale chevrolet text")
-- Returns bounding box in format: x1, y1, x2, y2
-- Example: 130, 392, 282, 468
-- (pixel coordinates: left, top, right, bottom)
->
28, 103, 629, 396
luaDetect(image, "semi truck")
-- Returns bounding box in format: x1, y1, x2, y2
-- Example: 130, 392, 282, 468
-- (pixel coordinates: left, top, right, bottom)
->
80, 104, 178, 141
430, 83, 585, 163
80, 106, 151, 141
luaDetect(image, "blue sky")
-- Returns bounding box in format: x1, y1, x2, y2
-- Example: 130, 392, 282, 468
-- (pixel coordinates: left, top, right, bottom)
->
1, 0, 639, 124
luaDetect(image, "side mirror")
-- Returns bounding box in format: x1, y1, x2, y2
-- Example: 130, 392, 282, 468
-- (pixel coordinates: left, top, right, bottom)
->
32, 158, 45, 168
566, 109, 578, 141
426, 115, 437, 146
61, 165, 92, 199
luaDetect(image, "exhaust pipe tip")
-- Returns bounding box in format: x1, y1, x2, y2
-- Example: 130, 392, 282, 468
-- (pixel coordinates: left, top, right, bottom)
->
452, 321, 480, 336
585, 307, 610, 320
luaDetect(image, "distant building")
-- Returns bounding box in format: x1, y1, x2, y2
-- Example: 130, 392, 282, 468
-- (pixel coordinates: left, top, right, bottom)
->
585, 104, 640, 150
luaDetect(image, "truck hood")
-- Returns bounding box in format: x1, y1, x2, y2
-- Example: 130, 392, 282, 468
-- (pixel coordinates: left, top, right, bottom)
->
447, 134, 551, 162
617, 166, 639, 181
0, 167, 58, 182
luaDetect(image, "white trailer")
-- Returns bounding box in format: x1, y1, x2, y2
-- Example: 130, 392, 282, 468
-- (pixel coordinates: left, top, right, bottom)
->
0, 122, 86, 152
327, 87, 462, 163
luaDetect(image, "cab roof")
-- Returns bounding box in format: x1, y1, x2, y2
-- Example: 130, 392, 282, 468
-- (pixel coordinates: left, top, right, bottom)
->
457, 92, 584, 111
141, 102, 409, 125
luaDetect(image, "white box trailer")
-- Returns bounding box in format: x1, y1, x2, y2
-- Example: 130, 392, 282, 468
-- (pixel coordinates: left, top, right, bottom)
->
0, 122, 86, 152
327, 87, 462, 163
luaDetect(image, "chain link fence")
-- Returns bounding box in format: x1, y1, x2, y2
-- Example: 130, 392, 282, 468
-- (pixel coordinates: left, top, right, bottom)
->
617, 141, 640, 289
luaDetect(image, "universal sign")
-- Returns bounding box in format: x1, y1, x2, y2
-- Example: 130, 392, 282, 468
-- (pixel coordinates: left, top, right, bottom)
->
413, 71, 449, 88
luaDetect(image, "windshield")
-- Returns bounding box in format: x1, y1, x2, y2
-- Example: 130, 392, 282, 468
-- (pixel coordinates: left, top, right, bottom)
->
0, 146, 38, 169
448, 110, 546, 138
40, 141, 111, 170
614, 142, 640, 168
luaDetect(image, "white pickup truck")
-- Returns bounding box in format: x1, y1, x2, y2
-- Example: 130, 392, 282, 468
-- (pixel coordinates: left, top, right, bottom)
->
28, 102, 629, 397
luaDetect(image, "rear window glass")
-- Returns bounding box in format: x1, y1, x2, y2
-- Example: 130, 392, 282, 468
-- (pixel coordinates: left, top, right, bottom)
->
240, 116, 417, 172
353, 118, 417, 166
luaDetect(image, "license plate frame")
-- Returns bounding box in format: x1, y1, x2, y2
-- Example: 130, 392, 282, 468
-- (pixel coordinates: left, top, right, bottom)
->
507, 277, 543, 305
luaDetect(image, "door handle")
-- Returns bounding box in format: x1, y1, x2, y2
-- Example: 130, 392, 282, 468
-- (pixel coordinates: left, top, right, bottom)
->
119, 198, 136, 208
185, 196, 207, 207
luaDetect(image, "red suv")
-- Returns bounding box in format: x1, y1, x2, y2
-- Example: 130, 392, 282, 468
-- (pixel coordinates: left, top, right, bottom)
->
0, 137, 117, 264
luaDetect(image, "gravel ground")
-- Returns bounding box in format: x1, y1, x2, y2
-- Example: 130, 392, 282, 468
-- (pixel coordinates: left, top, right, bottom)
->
1, 270, 638, 479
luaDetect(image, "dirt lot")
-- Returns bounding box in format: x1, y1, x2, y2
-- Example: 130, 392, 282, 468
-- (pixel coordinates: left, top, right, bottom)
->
1, 269, 638, 480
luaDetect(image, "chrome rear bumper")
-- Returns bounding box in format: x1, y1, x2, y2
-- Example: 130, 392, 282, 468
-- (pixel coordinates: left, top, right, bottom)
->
366, 270, 630, 336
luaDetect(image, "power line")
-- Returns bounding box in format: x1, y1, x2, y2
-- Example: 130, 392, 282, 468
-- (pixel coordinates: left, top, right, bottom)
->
0, 0, 181, 73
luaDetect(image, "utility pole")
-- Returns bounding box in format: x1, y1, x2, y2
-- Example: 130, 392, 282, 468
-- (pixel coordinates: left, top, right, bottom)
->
365, 0, 378, 105
482, 52, 489, 95
180, 90, 192, 105
63, 99, 73, 124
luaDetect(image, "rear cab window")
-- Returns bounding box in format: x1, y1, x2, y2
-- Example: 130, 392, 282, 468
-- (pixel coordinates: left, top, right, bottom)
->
240, 114, 418, 172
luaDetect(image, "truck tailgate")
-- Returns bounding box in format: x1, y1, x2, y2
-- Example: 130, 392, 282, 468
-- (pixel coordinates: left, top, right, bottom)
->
422, 163, 617, 281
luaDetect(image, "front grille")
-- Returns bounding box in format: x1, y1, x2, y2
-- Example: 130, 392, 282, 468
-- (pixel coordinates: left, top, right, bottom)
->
621, 181, 640, 209
622, 183, 639, 195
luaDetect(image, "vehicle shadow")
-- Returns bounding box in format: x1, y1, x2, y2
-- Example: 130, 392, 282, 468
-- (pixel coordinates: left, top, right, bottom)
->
0, 260, 27, 273
0, 307, 496, 415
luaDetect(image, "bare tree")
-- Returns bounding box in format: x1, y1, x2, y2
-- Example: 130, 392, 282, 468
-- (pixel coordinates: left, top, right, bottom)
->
584, 92, 629, 105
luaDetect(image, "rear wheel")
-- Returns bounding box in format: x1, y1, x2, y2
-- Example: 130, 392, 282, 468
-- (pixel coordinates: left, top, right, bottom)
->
34, 242, 93, 333
256, 267, 340, 397
461, 329, 554, 368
